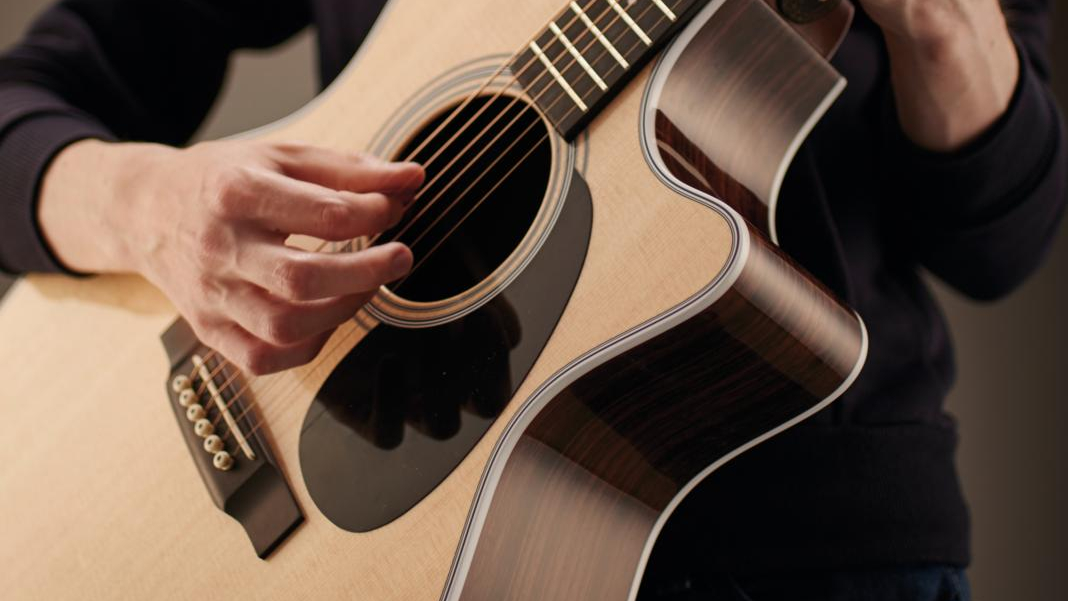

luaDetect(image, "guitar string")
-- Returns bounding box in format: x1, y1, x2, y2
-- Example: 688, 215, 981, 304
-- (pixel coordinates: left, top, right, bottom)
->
363, 0, 625, 247
198, 0, 647, 423
203, 99, 549, 437
390, 0, 602, 174
217, 1, 678, 451
347, 0, 678, 305
220, 1, 677, 449
361, 0, 679, 265
179, 0, 614, 437
319, 0, 655, 260
213, 103, 552, 438
220, 2, 679, 451
400, 114, 546, 256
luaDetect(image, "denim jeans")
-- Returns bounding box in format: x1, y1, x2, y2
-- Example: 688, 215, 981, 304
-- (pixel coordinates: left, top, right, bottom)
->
639, 566, 971, 601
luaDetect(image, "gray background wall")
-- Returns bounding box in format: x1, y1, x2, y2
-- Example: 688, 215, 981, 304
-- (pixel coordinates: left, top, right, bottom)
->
1, 2, 1064, 598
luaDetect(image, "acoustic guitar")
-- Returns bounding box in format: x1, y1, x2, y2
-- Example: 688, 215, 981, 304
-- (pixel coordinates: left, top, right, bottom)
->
0, 0, 867, 598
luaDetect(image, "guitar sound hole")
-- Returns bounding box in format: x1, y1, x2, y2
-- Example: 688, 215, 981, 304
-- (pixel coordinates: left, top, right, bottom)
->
379, 94, 552, 303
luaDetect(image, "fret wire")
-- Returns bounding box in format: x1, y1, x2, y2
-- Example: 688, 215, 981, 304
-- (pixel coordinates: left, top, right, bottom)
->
549, 21, 608, 91
519, 0, 613, 117
569, 0, 629, 68
529, 40, 588, 111
599, 1, 643, 64
526, 28, 572, 109
535, 0, 628, 117
206, 2, 693, 455
559, 10, 613, 102
530, 0, 696, 121
225, 1, 689, 454
606, 0, 651, 45
652, 0, 678, 21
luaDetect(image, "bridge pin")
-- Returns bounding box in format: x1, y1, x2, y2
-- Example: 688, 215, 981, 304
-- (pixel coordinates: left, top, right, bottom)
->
213, 451, 234, 471
171, 374, 191, 393
177, 388, 197, 408
185, 403, 206, 422
203, 435, 223, 453
194, 419, 214, 438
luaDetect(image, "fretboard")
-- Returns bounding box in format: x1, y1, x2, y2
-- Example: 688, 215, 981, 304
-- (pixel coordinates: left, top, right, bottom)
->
511, 0, 703, 140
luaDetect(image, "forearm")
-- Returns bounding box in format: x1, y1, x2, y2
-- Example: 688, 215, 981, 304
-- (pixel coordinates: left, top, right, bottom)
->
874, 1, 1067, 300
36, 136, 422, 374
880, 1, 1018, 151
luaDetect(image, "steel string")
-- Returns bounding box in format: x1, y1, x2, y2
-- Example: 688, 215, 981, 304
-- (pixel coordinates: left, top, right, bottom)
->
221, 1, 681, 451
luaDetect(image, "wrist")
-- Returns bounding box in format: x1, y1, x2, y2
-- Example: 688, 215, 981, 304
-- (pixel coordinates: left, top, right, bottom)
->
879, 2, 1018, 151
880, 2, 971, 55
111, 143, 182, 276
39, 139, 177, 274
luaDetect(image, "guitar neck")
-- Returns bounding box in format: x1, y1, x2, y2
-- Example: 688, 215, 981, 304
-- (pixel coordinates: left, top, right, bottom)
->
512, 0, 706, 140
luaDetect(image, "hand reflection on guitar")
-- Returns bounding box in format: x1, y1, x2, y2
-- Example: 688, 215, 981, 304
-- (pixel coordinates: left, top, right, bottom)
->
316, 295, 521, 450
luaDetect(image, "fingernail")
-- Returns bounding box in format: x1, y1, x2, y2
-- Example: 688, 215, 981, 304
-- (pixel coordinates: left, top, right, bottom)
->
399, 162, 425, 182
391, 250, 413, 278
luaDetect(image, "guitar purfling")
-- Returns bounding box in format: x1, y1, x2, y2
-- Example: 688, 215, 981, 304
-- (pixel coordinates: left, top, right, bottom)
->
0, 0, 865, 598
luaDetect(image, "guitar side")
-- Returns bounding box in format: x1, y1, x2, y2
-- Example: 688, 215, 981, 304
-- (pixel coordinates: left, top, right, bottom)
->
446, 1, 866, 598
0, 1, 864, 599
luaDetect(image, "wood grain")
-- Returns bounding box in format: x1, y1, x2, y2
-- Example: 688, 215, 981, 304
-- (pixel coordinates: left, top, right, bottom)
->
0, 0, 733, 598
0, 1, 861, 599
764, 0, 854, 58
654, 0, 845, 238
457, 224, 863, 600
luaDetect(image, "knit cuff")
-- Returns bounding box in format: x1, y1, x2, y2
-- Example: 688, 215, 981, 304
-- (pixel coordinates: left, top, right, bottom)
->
0, 111, 116, 274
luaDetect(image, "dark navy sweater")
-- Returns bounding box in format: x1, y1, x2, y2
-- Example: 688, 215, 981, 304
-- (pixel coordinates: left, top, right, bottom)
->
1, 0, 1064, 572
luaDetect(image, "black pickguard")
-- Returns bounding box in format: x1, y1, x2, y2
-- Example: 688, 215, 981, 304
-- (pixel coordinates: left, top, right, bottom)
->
299, 173, 592, 532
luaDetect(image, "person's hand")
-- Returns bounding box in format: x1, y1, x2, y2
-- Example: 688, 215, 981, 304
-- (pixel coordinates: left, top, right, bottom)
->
855, 0, 1018, 151
42, 139, 424, 375
856, 0, 962, 42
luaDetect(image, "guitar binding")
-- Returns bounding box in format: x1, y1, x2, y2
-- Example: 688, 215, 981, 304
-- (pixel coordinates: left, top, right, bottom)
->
160, 318, 303, 559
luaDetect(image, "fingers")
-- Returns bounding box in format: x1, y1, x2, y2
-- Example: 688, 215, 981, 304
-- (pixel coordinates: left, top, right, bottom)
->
210, 323, 335, 376
225, 283, 374, 346
242, 241, 413, 301
272, 142, 425, 194
175, 141, 427, 375
215, 169, 410, 241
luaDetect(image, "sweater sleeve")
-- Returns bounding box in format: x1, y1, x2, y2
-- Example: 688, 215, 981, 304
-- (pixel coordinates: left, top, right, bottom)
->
882, 0, 1067, 300
0, 0, 311, 275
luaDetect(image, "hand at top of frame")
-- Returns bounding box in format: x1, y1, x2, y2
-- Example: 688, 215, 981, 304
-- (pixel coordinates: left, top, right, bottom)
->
856, 0, 1019, 151
39, 139, 425, 375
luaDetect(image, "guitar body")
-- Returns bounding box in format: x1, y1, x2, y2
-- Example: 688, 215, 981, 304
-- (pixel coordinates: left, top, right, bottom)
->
0, 0, 865, 599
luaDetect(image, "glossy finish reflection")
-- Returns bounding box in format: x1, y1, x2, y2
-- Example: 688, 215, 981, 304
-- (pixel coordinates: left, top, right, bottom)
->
459, 225, 865, 600
299, 174, 592, 532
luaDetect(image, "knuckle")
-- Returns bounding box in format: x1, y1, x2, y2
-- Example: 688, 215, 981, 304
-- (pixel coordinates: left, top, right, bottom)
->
362, 193, 394, 231
264, 308, 300, 346
270, 141, 314, 166
240, 342, 275, 376
274, 258, 315, 299
317, 201, 353, 240
185, 312, 217, 344
192, 227, 230, 268
192, 277, 221, 304
210, 167, 253, 216
199, 326, 240, 369
274, 140, 311, 154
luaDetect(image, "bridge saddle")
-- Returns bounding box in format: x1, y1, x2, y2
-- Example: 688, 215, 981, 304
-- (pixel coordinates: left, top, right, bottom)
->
160, 318, 303, 559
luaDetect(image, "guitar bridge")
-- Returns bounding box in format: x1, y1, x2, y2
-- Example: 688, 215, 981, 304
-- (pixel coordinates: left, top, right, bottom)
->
160, 319, 303, 559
